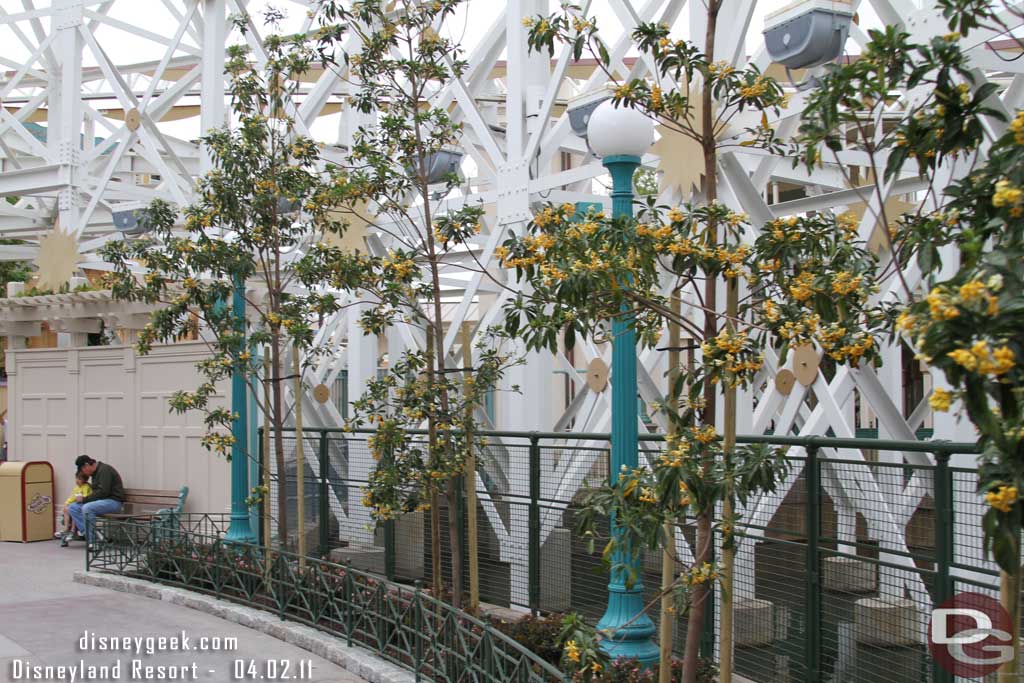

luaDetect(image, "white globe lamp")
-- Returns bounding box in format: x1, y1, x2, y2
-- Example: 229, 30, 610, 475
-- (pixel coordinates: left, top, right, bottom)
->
586, 100, 654, 158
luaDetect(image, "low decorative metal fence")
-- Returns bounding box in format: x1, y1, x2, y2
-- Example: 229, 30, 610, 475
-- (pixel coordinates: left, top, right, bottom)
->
86, 513, 567, 683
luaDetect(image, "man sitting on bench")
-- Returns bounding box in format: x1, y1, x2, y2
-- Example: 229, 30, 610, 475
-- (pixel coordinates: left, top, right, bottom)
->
65, 455, 125, 549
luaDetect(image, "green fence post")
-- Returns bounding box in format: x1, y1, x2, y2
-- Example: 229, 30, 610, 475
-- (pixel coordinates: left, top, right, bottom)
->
933, 450, 955, 683
805, 444, 822, 683
528, 433, 541, 616
414, 581, 423, 682
319, 431, 330, 556
455, 473, 466, 595
384, 518, 396, 582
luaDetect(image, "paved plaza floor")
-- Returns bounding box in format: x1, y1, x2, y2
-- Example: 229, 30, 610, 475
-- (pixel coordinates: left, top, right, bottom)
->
0, 540, 365, 682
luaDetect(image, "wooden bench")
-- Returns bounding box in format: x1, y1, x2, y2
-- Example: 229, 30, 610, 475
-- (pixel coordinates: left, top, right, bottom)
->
107, 487, 190, 520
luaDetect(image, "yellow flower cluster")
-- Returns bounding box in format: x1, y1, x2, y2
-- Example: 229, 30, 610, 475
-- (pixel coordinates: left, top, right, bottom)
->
895, 311, 917, 333
539, 263, 567, 284
678, 481, 691, 506
788, 271, 818, 302
993, 179, 1024, 217
767, 216, 801, 242
1011, 110, 1024, 145
570, 17, 595, 33
564, 640, 581, 663
639, 487, 658, 503
712, 330, 748, 354
831, 271, 863, 296
957, 278, 1000, 316
739, 75, 771, 99
986, 485, 1018, 513
533, 206, 570, 229
707, 60, 735, 77
836, 211, 859, 235
926, 288, 961, 321
650, 85, 664, 112
636, 223, 674, 240
827, 333, 874, 365
684, 562, 719, 586
692, 425, 718, 444
947, 341, 1016, 376
763, 299, 781, 322
929, 388, 952, 412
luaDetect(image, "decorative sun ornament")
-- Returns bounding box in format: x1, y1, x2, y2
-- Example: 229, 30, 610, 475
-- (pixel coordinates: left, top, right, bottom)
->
651, 86, 722, 199
34, 224, 80, 291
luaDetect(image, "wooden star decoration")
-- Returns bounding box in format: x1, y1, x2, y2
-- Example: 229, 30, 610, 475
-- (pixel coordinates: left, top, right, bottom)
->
34, 226, 80, 292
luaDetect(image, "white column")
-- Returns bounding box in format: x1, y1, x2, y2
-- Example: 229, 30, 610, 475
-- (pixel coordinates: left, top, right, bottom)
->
54, 0, 84, 237
200, 0, 227, 173
347, 302, 377, 542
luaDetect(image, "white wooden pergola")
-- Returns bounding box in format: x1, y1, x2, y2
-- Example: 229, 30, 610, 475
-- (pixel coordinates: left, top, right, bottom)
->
0, 0, 1014, 610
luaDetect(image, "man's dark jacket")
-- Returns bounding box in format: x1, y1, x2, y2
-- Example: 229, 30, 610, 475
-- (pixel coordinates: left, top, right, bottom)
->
82, 462, 125, 503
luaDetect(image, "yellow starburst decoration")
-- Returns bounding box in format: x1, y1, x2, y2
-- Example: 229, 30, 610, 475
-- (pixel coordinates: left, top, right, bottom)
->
845, 197, 917, 254
34, 226, 80, 291
652, 85, 722, 199
325, 202, 371, 253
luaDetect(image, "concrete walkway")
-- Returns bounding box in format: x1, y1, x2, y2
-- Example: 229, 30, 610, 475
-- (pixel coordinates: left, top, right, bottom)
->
0, 540, 366, 682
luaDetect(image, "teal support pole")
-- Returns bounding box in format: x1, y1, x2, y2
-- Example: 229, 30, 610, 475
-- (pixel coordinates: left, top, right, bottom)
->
595, 154, 659, 665
226, 275, 256, 543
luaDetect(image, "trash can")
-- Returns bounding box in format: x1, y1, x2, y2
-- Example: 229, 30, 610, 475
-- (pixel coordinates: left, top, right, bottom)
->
0, 461, 55, 542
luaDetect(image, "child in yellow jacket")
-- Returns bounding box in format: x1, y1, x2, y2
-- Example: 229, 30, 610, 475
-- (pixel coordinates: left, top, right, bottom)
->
55, 471, 92, 539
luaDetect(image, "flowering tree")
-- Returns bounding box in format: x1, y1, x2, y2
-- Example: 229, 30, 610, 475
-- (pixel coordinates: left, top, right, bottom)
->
101, 21, 349, 549
310, 0, 518, 607
510, 5, 788, 679
767, 0, 1024, 672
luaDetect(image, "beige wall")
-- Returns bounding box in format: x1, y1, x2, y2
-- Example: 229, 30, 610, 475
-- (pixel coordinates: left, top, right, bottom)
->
6, 341, 230, 516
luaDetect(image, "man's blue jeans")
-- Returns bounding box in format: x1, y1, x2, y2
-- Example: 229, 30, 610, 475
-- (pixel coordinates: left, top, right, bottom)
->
67, 499, 123, 541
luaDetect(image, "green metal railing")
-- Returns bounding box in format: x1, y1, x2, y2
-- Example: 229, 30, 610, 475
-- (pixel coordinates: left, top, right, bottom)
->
86, 513, 567, 683
266, 427, 990, 683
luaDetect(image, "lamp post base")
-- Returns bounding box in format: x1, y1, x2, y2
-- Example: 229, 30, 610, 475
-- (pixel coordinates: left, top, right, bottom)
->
224, 513, 256, 544
596, 582, 660, 665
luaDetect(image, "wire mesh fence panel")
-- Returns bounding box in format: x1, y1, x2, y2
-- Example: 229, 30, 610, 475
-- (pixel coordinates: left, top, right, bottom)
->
260, 428, 992, 681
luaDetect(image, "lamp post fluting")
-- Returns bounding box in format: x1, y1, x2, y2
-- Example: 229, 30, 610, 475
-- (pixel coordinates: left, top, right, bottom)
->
225, 274, 256, 543
588, 101, 659, 665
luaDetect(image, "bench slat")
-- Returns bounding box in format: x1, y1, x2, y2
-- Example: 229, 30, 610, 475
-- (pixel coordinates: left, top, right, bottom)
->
121, 497, 180, 506
123, 488, 185, 498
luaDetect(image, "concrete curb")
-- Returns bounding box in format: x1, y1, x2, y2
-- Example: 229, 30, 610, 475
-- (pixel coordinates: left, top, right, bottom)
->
73, 571, 415, 683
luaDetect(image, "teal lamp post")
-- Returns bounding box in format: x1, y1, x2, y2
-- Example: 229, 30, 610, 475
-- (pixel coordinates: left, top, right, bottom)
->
587, 100, 659, 664
225, 274, 256, 543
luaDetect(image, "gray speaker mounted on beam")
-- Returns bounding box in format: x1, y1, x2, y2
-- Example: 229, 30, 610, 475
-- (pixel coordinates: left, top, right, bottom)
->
763, 0, 853, 70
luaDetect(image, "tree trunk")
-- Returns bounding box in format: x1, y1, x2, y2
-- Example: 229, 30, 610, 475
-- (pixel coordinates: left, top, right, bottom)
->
425, 334, 445, 598
683, 513, 714, 682
270, 331, 289, 549
682, 4, 721, 681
